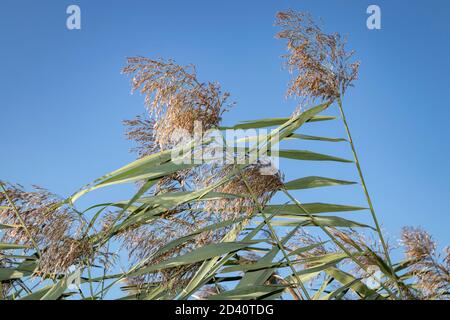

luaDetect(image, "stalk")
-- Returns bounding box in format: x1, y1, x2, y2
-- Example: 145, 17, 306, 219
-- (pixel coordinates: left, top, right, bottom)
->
336, 96, 403, 298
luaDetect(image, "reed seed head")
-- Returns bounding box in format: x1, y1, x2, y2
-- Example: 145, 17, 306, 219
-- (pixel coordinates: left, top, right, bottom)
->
275, 10, 360, 105
203, 164, 283, 219
0, 182, 90, 274
401, 227, 450, 299
123, 57, 232, 152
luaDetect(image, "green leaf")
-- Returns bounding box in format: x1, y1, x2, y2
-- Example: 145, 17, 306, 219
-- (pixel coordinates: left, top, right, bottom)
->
325, 267, 382, 300
221, 260, 296, 274
41, 272, 80, 300
307, 115, 337, 122
264, 203, 367, 215
222, 118, 290, 129
111, 187, 233, 234
70, 161, 192, 203
20, 286, 53, 300
312, 276, 334, 300
0, 268, 31, 281
207, 285, 287, 300
220, 115, 336, 130
277, 150, 352, 163
241, 102, 332, 156
69, 143, 199, 203
230, 148, 353, 163
129, 242, 260, 277
144, 217, 247, 262
287, 133, 347, 143
137, 191, 241, 208
287, 242, 329, 257
0, 224, 18, 230
177, 218, 272, 299
236, 227, 298, 288
322, 278, 361, 300
270, 216, 373, 229
0, 243, 31, 250
292, 253, 349, 274
284, 176, 356, 190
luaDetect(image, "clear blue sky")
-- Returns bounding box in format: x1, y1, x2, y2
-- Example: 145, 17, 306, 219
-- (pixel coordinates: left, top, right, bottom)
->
1, 0, 449, 253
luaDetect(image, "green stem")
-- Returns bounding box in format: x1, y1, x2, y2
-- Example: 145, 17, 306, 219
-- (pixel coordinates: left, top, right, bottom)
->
336, 97, 403, 298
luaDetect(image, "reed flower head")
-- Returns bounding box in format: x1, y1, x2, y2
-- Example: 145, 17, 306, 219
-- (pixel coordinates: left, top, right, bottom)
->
117, 204, 230, 292
0, 183, 72, 246
203, 163, 283, 219
288, 228, 330, 268
38, 238, 92, 275
401, 227, 450, 299
123, 57, 232, 152
330, 229, 390, 275
0, 182, 90, 274
195, 285, 223, 300
402, 227, 436, 261
275, 10, 360, 104
123, 116, 159, 158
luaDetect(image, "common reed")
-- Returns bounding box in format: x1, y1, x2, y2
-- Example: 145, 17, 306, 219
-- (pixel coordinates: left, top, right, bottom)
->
118, 57, 288, 292
117, 58, 242, 290
1, 9, 448, 301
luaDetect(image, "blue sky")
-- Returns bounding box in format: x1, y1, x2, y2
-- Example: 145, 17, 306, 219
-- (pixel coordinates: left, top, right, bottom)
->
1, 0, 449, 255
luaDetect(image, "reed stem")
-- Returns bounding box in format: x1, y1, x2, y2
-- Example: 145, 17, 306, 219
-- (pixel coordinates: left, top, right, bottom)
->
336, 96, 403, 298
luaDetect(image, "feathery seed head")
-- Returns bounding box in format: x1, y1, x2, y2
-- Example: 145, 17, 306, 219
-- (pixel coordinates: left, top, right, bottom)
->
275, 10, 359, 105
0, 182, 91, 274
203, 164, 283, 219
401, 227, 450, 299
123, 57, 232, 152
401, 227, 436, 261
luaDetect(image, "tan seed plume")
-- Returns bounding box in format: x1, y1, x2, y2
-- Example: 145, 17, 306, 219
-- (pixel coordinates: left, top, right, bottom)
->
275, 10, 359, 108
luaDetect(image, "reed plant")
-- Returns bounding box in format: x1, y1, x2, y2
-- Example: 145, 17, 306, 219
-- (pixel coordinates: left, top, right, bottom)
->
0, 10, 448, 300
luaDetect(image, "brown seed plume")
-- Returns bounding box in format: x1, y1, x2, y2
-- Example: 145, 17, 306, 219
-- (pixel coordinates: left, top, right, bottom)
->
123, 57, 232, 152
275, 10, 359, 105
0, 182, 91, 274
203, 163, 283, 219
401, 227, 450, 299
